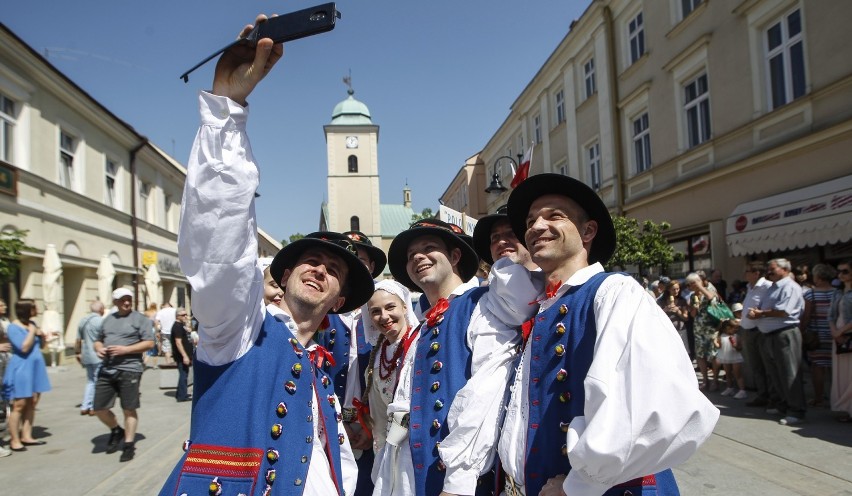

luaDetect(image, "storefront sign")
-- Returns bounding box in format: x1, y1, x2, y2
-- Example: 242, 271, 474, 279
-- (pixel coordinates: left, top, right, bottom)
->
141, 250, 158, 266
732, 190, 852, 233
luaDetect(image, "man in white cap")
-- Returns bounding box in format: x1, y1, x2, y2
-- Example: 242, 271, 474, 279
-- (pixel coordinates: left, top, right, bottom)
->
93, 287, 155, 462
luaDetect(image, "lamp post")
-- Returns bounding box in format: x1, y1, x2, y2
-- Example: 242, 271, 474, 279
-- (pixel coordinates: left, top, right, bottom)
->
485, 155, 522, 193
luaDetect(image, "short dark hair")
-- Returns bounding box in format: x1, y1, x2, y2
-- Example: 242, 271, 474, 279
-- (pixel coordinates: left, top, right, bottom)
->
15, 298, 36, 321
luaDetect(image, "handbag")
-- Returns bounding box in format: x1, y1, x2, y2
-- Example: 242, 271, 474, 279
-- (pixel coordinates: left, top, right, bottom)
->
837, 334, 852, 355
706, 299, 734, 327
803, 330, 821, 352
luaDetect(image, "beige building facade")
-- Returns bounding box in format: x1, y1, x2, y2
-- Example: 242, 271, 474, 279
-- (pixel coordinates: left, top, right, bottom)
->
0, 24, 279, 359
457, 0, 852, 279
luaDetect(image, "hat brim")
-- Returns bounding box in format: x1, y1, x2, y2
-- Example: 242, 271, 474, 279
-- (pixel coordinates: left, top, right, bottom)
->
388, 227, 480, 291
269, 239, 375, 314
471, 213, 510, 265
354, 243, 387, 279
507, 174, 616, 265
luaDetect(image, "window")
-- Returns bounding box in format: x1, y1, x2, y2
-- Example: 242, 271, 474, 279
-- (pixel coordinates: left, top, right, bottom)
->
766, 9, 806, 109
350, 216, 360, 231
139, 182, 151, 222
348, 155, 358, 173
681, 0, 703, 18
0, 93, 15, 163
164, 194, 172, 230
59, 130, 76, 189
534, 115, 542, 144
628, 12, 645, 64
632, 113, 651, 173
555, 90, 565, 125
105, 158, 118, 207
583, 58, 596, 99
684, 73, 711, 147
587, 142, 601, 189
559, 165, 567, 176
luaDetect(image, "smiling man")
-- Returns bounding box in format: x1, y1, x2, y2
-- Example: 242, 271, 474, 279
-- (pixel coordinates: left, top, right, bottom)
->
160, 15, 375, 496
472, 204, 537, 272
499, 173, 719, 496
372, 219, 541, 496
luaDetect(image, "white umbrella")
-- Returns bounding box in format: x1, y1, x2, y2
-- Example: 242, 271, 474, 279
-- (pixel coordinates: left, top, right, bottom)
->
41, 244, 64, 365
144, 263, 162, 308
97, 255, 116, 305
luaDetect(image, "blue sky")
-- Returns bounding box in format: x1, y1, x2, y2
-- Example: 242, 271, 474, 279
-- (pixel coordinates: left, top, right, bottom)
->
3, 0, 590, 242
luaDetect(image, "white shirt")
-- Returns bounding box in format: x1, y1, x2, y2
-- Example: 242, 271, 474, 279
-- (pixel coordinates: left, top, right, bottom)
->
740, 277, 771, 330
498, 263, 720, 496
155, 307, 176, 335
179, 91, 356, 496
372, 258, 543, 495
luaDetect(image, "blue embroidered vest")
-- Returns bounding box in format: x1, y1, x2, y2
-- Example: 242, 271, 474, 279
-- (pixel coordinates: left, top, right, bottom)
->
319, 313, 372, 402
409, 287, 487, 496
160, 313, 345, 496
523, 272, 679, 496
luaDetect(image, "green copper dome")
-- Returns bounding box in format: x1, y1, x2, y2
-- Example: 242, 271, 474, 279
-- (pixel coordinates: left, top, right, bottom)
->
331, 90, 372, 125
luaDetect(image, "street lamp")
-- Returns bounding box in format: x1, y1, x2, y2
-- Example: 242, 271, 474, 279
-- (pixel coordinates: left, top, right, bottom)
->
485, 154, 523, 193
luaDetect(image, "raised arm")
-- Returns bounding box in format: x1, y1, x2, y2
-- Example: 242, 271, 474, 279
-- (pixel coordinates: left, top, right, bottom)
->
178, 15, 284, 365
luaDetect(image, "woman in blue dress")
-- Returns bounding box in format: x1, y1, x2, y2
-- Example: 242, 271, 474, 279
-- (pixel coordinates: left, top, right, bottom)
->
2, 298, 52, 451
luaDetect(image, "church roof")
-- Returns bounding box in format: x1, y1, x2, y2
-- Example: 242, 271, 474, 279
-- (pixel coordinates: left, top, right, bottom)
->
381, 204, 416, 237
331, 90, 372, 125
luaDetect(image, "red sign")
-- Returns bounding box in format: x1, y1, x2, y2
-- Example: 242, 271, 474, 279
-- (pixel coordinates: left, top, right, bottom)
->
735, 215, 748, 232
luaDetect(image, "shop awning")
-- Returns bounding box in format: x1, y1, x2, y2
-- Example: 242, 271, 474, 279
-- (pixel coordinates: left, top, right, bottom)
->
726, 174, 852, 256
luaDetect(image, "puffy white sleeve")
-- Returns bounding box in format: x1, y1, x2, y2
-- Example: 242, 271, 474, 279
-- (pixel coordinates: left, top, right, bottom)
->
178, 91, 265, 366
562, 275, 719, 496
437, 260, 541, 495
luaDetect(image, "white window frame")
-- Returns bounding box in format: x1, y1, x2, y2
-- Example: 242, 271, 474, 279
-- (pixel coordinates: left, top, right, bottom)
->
583, 58, 597, 99
534, 114, 542, 144
632, 112, 652, 174
587, 141, 601, 189
764, 7, 806, 110
628, 11, 645, 65
555, 89, 566, 125
0, 92, 16, 163
683, 73, 711, 148
105, 157, 119, 208
59, 129, 77, 190
139, 181, 151, 222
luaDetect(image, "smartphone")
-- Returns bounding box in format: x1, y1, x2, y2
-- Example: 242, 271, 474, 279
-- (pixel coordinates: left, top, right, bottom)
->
180, 3, 341, 83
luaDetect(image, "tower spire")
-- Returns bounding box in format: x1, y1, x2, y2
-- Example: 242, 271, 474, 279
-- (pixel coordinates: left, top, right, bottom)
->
342, 69, 354, 95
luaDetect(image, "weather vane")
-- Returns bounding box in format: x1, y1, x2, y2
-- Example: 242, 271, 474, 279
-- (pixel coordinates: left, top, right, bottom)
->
342, 69, 353, 95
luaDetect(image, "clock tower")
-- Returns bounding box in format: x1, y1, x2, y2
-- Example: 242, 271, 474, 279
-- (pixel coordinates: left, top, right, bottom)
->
322, 88, 381, 243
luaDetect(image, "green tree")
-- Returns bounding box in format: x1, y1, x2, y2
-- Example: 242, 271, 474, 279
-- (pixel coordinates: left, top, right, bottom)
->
0, 229, 28, 282
411, 208, 435, 223
609, 217, 682, 275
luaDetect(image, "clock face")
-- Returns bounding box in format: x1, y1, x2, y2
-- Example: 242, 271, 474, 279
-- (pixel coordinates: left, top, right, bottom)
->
345, 136, 359, 149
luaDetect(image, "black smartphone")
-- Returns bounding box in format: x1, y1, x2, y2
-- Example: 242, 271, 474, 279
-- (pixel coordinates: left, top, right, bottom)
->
180, 3, 341, 83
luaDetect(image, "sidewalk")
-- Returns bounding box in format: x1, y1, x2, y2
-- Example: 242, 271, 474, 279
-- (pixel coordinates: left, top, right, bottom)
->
1, 365, 851, 494
0, 363, 191, 495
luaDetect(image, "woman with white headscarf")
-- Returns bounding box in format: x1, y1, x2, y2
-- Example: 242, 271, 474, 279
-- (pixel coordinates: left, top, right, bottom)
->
360, 280, 420, 460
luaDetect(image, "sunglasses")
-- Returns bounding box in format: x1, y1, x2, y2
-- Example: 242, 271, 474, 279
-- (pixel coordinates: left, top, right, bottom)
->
840, 268, 851, 275
177, 313, 188, 317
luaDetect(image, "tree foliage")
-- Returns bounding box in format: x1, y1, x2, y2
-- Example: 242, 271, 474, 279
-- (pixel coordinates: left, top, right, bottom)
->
281, 233, 305, 246
609, 217, 682, 275
411, 208, 435, 223
0, 229, 28, 281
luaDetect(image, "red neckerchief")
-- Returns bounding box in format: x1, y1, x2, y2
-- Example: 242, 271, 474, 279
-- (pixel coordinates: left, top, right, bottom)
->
424, 298, 450, 327
351, 398, 373, 440
528, 280, 564, 306
308, 345, 336, 368
318, 315, 331, 332
520, 317, 535, 346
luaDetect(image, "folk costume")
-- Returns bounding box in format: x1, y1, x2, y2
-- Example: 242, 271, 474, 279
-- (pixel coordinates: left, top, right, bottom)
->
373, 219, 543, 496
161, 92, 374, 496
499, 174, 719, 496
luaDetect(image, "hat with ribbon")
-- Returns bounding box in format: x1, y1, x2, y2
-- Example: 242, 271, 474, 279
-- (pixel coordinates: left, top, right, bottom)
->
507, 173, 616, 265
342, 231, 387, 279
270, 232, 375, 314
388, 219, 480, 291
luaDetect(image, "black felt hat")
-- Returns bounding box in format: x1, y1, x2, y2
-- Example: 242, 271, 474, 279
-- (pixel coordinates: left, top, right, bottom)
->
388, 219, 480, 291
342, 231, 387, 279
471, 205, 511, 265
507, 174, 616, 265
269, 231, 375, 314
